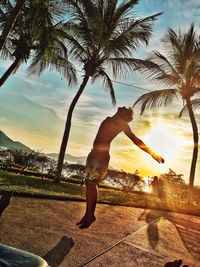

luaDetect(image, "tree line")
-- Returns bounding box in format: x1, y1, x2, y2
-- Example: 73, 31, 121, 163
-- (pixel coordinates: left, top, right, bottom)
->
0, 148, 186, 189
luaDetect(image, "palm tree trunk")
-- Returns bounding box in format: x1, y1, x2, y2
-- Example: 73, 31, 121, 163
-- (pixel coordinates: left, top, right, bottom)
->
186, 97, 199, 187
55, 75, 89, 182
0, 58, 20, 87
0, 0, 26, 50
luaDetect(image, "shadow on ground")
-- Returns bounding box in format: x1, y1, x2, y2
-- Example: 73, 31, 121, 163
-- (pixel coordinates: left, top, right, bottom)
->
165, 213, 200, 261
138, 209, 200, 265
138, 209, 165, 250
43, 236, 74, 267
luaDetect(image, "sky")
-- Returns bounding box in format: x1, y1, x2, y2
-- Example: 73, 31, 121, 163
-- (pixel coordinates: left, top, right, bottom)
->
0, 0, 200, 185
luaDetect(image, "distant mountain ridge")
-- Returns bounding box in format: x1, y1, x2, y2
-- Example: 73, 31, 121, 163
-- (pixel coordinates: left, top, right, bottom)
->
0, 130, 115, 168
0, 130, 87, 163
46, 153, 86, 164
0, 130, 31, 152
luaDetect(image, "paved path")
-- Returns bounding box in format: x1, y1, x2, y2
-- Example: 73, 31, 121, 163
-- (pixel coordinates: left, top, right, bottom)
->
0, 197, 200, 266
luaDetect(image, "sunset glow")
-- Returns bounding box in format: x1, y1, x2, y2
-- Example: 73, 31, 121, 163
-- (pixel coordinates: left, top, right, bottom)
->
143, 177, 152, 193
141, 120, 189, 171
143, 121, 184, 162
110, 117, 197, 185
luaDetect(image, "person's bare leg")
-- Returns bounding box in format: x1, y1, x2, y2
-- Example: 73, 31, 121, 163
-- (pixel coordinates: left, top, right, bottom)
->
77, 183, 97, 229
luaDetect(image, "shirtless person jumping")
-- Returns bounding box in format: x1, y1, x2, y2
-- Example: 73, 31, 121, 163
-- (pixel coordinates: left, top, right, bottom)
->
77, 107, 164, 229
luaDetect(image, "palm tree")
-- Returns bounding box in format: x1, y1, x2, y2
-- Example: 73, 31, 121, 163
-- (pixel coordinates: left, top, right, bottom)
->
0, 29, 34, 86
0, 0, 75, 87
0, 1, 33, 86
27, 0, 76, 82
0, 0, 26, 50
44, 0, 161, 182
134, 24, 200, 187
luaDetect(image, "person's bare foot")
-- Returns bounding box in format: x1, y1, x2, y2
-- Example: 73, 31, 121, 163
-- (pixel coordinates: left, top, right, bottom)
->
76, 215, 87, 226
79, 215, 96, 229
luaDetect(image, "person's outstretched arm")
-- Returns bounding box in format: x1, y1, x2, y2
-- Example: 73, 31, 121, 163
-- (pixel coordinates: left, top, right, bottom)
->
123, 124, 164, 163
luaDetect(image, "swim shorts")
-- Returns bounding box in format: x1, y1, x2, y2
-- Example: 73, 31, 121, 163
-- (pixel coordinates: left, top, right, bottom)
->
84, 149, 110, 184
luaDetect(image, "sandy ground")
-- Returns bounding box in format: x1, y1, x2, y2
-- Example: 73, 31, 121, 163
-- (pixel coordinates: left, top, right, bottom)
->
0, 196, 200, 267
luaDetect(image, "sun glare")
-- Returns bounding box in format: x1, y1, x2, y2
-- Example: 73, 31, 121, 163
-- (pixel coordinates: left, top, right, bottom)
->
111, 118, 191, 182
143, 121, 184, 162
143, 176, 152, 193
137, 119, 190, 177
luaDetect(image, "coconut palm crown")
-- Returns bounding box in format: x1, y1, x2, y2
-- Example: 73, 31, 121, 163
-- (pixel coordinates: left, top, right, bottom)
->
63, 0, 161, 102
134, 24, 200, 186
0, 0, 26, 50
0, 0, 76, 87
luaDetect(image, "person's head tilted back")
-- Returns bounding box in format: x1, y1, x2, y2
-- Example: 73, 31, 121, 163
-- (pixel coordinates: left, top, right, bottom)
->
117, 106, 133, 122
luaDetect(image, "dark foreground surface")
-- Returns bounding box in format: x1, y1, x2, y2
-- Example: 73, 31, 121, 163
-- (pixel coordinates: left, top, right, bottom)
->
0, 197, 200, 267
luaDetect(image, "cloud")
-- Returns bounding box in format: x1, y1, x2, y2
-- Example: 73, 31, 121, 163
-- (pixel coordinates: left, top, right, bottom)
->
133, 0, 200, 62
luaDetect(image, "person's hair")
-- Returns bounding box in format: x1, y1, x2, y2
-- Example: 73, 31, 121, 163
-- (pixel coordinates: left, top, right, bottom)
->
118, 107, 133, 122
127, 107, 133, 116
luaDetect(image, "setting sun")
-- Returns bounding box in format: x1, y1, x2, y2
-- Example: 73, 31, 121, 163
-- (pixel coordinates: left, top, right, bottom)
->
115, 117, 195, 182
111, 117, 193, 182
142, 120, 187, 165
144, 123, 177, 159
143, 176, 152, 193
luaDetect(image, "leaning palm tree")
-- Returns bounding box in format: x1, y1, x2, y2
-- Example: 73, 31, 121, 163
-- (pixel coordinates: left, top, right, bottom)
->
134, 24, 200, 187
42, 0, 161, 182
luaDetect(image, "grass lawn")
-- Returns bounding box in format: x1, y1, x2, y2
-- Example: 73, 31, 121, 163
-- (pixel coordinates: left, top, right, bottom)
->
0, 170, 157, 207
0, 170, 85, 200
0, 170, 200, 215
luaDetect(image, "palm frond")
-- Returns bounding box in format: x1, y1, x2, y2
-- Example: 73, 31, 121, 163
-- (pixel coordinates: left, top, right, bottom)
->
162, 28, 181, 53
0, 35, 12, 58
183, 23, 195, 58
65, 0, 97, 51
28, 55, 77, 86
62, 22, 88, 61
105, 12, 162, 58
107, 57, 158, 79
179, 98, 200, 117
133, 89, 179, 115
99, 0, 117, 27
190, 98, 200, 109
91, 68, 116, 106
113, 0, 140, 26
136, 57, 180, 88
153, 51, 180, 78
162, 24, 200, 77
193, 87, 200, 96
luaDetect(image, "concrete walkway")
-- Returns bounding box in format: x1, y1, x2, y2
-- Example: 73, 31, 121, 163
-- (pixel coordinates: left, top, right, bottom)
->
0, 197, 200, 266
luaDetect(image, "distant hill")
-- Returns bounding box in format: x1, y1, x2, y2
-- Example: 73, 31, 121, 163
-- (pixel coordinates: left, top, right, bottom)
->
0, 130, 86, 162
46, 153, 87, 164
0, 130, 31, 152
0, 130, 113, 167
46, 153, 115, 169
